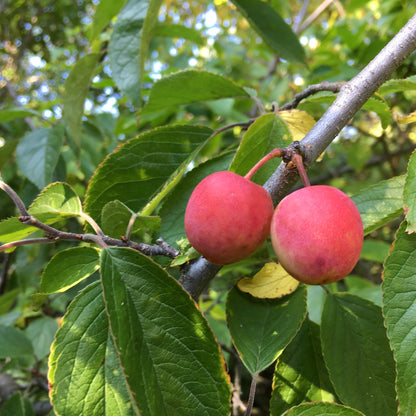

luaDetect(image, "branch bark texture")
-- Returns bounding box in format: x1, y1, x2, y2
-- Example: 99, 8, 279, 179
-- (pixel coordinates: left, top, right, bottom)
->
181, 12, 416, 300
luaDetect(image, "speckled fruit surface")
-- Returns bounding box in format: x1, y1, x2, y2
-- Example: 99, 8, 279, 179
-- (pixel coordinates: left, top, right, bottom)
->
185, 171, 274, 265
271, 185, 363, 285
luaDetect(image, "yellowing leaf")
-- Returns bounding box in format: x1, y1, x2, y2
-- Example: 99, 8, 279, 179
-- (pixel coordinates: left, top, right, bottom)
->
395, 110, 416, 125
279, 109, 316, 141
237, 262, 299, 299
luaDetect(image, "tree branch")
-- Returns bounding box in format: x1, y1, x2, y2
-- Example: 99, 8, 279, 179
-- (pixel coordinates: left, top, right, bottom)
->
0, 179, 180, 258
278, 81, 343, 111
265, 12, 416, 204
180, 12, 416, 300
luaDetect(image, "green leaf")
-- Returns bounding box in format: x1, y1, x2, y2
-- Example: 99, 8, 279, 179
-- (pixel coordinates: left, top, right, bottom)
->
360, 239, 390, 263
0, 217, 40, 245
29, 182, 82, 216
25, 317, 59, 360
101, 200, 161, 238
351, 175, 405, 235
230, 0, 305, 63
0, 325, 33, 358
90, 0, 125, 41
282, 402, 365, 416
229, 113, 292, 184
84, 124, 213, 223
270, 318, 336, 415
40, 247, 100, 294
343, 276, 382, 307
100, 247, 231, 415
64, 53, 100, 147
0, 139, 18, 171
404, 150, 416, 232
153, 23, 204, 44
362, 95, 391, 129
0, 107, 41, 123
159, 151, 234, 247
382, 221, 416, 415
321, 293, 397, 416
0, 392, 34, 416
226, 285, 307, 375
378, 77, 416, 95
140, 69, 250, 115
16, 124, 65, 189
49, 281, 137, 416
109, 0, 163, 107
0, 289, 20, 315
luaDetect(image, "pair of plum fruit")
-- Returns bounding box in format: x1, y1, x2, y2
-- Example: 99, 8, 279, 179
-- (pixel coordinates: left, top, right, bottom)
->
184, 170, 363, 285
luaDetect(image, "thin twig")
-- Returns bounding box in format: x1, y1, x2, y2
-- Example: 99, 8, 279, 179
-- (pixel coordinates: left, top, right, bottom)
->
0, 238, 56, 252
79, 212, 105, 237
279, 81, 343, 111
297, 0, 337, 33
214, 120, 254, 136
293, 0, 310, 34
0, 180, 30, 216
125, 213, 137, 241
0, 181, 180, 258
244, 373, 258, 416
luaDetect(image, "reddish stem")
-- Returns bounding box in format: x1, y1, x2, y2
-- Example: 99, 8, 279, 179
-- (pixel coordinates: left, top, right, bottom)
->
291, 153, 311, 186
244, 146, 311, 187
244, 148, 283, 180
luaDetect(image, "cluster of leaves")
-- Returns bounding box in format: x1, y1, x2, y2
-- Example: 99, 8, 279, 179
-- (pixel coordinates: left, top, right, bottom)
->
1, 0, 416, 415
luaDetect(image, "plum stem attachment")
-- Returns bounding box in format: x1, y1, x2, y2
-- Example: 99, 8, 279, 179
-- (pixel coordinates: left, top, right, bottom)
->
244, 141, 311, 187
244, 148, 283, 180
291, 153, 310, 187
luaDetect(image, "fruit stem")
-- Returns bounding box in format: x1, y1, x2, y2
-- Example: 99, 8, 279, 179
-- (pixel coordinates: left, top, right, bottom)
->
244, 148, 283, 180
244, 143, 311, 187
291, 153, 311, 187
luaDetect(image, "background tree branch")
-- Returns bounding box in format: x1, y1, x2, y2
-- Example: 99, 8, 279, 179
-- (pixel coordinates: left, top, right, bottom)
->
180, 12, 416, 301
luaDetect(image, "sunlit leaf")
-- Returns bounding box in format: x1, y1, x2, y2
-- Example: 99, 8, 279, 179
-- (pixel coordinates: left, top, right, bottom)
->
270, 319, 336, 414
279, 110, 316, 142
40, 247, 100, 294
237, 262, 299, 299
280, 402, 365, 416
49, 282, 137, 416
100, 247, 231, 415
29, 182, 82, 216
141, 69, 249, 115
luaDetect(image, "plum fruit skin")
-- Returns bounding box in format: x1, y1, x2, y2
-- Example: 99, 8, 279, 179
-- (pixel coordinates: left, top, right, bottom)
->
271, 185, 363, 285
184, 171, 274, 265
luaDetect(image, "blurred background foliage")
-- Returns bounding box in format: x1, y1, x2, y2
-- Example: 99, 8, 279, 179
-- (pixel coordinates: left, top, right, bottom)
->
0, 0, 415, 414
